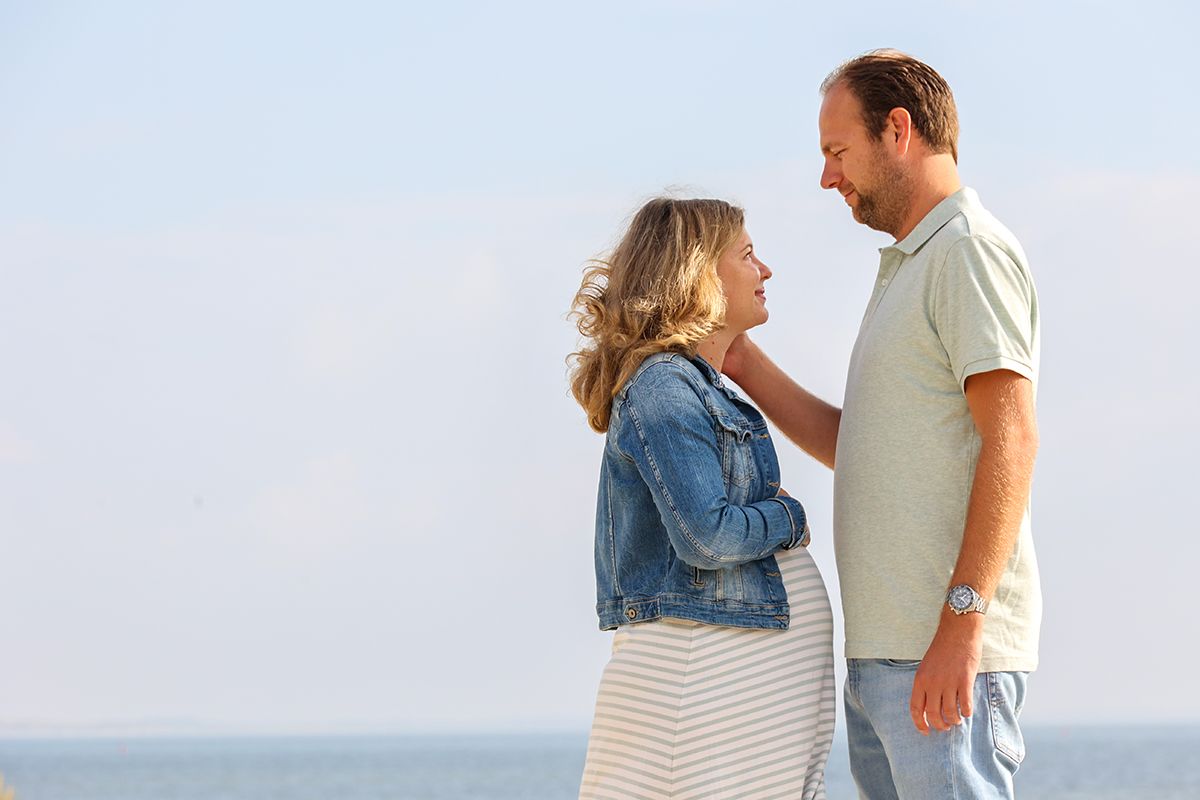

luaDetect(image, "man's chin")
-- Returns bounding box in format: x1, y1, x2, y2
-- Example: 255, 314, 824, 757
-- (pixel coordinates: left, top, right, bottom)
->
854, 206, 893, 234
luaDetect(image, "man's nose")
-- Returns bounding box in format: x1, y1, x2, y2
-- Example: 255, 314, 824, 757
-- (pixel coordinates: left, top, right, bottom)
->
820, 160, 840, 190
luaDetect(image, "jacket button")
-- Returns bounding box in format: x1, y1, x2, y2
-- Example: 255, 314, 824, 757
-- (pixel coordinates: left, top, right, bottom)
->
625, 607, 638, 620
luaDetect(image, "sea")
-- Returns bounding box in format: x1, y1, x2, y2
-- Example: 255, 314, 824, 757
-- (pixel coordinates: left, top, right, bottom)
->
1, 725, 1198, 799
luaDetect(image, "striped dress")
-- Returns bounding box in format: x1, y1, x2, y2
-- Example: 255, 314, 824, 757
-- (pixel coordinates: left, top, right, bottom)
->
578, 545, 835, 800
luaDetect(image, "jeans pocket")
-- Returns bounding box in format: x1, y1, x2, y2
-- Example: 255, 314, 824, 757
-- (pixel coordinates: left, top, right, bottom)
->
987, 672, 1027, 765
882, 658, 921, 668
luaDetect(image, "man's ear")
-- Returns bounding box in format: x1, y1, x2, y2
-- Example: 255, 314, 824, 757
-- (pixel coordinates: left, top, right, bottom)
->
887, 107, 914, 156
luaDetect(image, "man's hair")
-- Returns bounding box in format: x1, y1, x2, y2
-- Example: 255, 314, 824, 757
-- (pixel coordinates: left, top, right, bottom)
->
822, 49, 959, 162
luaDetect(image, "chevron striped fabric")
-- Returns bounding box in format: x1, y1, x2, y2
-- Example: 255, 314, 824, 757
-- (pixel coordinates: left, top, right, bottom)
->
579, 546, 836, 800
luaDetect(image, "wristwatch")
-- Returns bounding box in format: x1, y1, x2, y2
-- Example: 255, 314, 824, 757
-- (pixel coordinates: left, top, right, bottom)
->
946, 584, 988, 615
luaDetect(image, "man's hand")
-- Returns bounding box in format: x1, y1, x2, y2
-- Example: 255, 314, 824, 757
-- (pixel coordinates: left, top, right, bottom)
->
721, 333, 757, 383
909, 613, 984, 735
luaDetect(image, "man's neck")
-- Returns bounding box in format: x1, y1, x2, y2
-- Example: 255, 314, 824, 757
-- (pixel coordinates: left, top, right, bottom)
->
893, 157, 962, 242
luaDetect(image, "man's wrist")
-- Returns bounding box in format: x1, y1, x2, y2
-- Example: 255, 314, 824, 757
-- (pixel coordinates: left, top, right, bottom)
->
936, 606, 986, 641
946, 583, 989, 615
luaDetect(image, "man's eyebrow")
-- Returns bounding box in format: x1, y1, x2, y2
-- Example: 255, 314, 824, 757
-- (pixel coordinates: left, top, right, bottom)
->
821, 142, 842, 155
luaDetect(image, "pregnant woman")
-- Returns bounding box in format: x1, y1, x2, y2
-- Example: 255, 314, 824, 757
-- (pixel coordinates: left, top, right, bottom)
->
568, 198, 835, 800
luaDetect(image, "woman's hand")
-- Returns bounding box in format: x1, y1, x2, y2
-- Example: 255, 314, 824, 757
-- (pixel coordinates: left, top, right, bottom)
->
776, 487, 790, 498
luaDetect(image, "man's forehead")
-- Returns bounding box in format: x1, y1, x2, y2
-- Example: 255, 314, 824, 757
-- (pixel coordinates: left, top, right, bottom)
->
819, 85, 862, 141
821, 83, 858, 121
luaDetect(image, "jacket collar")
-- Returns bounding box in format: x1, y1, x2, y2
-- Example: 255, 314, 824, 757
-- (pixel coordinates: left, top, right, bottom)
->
688, 353, 722, 384
687, 353, 744, 402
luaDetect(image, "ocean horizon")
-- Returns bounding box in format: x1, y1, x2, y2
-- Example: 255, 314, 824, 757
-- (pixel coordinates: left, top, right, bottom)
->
2, 724, 1198, 799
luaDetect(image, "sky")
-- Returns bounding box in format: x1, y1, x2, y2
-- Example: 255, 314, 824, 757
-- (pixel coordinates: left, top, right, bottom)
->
1, 0, 1198, 736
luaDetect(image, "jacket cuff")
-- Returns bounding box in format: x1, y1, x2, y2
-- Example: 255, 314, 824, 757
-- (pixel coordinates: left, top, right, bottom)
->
766, 495, 810, 549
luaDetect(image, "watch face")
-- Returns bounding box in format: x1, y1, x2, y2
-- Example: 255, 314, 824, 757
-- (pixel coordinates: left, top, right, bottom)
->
949, 585, 976, 610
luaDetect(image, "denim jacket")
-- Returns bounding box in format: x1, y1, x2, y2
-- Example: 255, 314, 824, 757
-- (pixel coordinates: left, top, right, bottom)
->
594, 351, 810, 631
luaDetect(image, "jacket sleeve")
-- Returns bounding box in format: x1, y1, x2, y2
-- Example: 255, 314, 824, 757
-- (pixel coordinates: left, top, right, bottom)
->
616, 362, 808, 570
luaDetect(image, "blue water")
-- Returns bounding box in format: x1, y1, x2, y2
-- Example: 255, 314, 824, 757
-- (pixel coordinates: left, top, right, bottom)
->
1, 726, 1198, 799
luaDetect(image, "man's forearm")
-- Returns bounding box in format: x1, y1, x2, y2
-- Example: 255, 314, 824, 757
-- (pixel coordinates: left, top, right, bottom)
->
726, 340, 841, 470
908, 369, 1038, 733
947, 428, 1038, 600
910, 424, 1038, 733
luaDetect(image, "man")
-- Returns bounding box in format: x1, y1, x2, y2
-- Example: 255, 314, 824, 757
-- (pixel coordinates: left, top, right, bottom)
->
724, 50, 1040, 798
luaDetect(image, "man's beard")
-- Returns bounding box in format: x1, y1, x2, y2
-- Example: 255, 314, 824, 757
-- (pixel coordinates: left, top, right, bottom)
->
854, 149, 913, 237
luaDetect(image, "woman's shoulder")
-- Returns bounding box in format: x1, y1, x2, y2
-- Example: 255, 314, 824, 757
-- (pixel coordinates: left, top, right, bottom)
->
607, 353, 713, 446
621, 351, 706, 399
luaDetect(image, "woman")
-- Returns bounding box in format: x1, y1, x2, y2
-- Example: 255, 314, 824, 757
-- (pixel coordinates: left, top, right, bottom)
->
569, 198, 835, 800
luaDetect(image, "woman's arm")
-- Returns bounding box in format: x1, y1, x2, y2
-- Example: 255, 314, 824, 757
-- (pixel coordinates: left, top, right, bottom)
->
617, 362, 808, 570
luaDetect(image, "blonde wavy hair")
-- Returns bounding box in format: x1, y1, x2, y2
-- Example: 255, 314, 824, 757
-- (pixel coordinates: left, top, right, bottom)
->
569, 197, 745, 433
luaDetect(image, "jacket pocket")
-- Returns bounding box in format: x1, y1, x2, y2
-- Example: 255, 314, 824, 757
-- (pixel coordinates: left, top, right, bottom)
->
714, 414, 755, 492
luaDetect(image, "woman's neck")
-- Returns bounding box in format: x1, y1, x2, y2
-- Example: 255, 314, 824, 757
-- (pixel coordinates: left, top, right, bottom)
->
695, 331, 737, 374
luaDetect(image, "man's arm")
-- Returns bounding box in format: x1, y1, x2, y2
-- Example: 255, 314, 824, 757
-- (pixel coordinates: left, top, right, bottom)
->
722, 335, 841, 470
908, 368, 1039, 734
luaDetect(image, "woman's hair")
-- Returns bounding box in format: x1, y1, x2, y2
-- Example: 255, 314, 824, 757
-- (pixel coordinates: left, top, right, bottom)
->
568, 197, 744, 433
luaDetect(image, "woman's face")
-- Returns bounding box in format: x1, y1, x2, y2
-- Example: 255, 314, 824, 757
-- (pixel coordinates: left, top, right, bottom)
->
715, 228, 772, 333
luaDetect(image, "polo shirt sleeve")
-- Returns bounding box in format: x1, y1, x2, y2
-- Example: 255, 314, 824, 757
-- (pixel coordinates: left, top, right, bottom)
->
933, 235, 1037, 391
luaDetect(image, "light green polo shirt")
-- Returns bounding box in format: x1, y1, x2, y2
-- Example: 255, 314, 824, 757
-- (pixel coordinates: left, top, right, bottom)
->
833, 187, 1041, 672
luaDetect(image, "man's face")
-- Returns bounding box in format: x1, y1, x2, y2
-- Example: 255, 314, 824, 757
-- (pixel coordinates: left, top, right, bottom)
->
818, 82, 912, 237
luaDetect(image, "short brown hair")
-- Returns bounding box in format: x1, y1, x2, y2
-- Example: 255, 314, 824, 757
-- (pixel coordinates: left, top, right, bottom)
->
822, 49, 959, 162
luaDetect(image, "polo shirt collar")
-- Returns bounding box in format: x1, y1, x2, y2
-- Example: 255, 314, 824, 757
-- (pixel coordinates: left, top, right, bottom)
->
885, 186, 978, 256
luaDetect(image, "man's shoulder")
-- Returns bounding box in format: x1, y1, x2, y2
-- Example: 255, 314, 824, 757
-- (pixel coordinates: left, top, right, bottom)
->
940, 198, 1029, 270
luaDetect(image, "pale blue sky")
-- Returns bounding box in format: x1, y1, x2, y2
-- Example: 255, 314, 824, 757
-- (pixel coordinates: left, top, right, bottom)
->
1, 0, 1197, 736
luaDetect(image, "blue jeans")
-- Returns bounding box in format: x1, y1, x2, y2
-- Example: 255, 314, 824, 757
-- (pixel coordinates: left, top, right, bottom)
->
845, 659, 1028, 799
